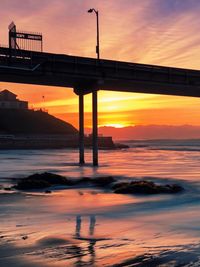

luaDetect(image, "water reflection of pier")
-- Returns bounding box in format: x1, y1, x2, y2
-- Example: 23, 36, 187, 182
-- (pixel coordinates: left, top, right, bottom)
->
75, 215, 96, 237
74, 215, 96, 266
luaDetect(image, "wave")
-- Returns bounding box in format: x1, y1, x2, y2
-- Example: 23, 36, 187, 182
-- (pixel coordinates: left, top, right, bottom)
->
124, 139, 200, 152
149, 147, 200, 152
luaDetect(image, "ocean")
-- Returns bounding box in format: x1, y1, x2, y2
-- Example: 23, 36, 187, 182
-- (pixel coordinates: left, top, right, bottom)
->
1, 140, 200, 266
1, 139, 200, 181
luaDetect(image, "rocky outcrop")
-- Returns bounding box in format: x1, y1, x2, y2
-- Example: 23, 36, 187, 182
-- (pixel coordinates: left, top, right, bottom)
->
113, 180, 183, 194
14, 172, 183, 194
14, 172, 115, 190
14, 172, 73, 189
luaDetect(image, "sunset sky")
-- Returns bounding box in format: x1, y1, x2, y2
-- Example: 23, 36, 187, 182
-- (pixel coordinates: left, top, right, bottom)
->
1, 0, 200, 130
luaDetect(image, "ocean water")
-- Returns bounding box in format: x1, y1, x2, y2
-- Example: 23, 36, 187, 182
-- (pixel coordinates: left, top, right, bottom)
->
1, 140, 200, 266
1, 139, 200, 182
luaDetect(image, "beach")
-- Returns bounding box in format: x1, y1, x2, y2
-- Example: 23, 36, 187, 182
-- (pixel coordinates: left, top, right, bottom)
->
1, 141, 200, 266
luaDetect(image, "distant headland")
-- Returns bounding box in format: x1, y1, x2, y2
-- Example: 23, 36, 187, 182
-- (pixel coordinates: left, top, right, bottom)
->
0, 89, 117, 149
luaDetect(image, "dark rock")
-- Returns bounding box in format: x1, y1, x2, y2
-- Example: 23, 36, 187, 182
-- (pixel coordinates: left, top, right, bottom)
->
15, 178, 50, 190
45, 190, 52, 194
14, 172, 72, 190
22, 236, 28, 240
4, 187, 12, 191
112, 182, 129, 190
114, 180, 183, 195
26, 172, 68, 185
73, 176, 115, 187
159, 184, 183, 193
76, 177, 92, 184
171, 184, 183, 193
92, 176, 115, 186
13, 172, 184, 195
14, 173, 116, 190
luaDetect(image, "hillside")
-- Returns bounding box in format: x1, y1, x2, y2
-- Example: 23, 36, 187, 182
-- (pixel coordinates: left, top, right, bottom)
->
0, 109, 78, 135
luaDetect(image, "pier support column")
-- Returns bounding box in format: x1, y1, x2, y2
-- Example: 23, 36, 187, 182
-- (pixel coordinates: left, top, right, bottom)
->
79, 93, 85, 165
92, 90, 98, 166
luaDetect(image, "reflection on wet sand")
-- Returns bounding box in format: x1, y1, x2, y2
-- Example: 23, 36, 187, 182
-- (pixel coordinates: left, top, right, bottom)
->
74, 215, 96, 266
89, 215, 96, 236
75, 215, 82, 238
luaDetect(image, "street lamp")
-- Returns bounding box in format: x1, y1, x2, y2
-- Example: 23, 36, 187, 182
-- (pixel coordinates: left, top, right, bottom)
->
87, 8, 100, 166
87, 8, 100, 59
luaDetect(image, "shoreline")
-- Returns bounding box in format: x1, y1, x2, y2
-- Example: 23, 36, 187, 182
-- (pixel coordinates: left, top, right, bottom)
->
0, 135, 129, 150
1, 143, 200, 266
0, 182, 199, 267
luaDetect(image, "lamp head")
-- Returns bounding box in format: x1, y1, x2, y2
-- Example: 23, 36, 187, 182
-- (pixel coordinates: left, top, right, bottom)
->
88, 9, 94, 13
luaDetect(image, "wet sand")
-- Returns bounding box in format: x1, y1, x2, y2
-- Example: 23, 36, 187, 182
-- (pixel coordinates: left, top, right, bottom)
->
1, 186, 200, 267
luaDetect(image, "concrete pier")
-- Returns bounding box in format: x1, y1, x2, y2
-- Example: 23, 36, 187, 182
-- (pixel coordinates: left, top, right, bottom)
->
2, 46, 200, 166
92, 90, 98, 166
79, 93, 85, 164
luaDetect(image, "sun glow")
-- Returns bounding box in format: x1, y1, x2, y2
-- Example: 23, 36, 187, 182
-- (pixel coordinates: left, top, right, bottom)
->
101, 123, 133, 128
2, 0, 200, 132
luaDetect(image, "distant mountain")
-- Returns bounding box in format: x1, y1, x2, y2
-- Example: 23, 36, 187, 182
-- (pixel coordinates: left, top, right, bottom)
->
0, 109, 78, 135
94, 125, 200, 140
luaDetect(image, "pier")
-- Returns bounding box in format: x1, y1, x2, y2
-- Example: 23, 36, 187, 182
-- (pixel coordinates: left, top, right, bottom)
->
1, 23, 200, 166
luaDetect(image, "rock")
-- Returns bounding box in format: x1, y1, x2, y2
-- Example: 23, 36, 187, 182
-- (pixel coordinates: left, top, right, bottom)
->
45, 190, 52, 194
26, 172, 69, 185
13, 172, 184, 194
22, 236, 28, 240
112, 182, 129, 190
171, 184, 183, 193
92, 176, 115, 186
14, 172, 73, 190
4, 187, 12, 191
75, 176, 115, 187
14, 172, 115, 191
76, 177, 92, 184
159, 184, 183, 193
15, 178, 50, 190
114, 180, 183, 195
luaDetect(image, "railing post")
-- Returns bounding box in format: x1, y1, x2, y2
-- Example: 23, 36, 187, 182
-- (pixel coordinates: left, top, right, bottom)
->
79, 93, 85, 165
92, 90, 98, 166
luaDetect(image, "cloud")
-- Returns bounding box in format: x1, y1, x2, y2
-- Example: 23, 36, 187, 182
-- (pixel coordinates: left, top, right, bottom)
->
1, 0, 200, 64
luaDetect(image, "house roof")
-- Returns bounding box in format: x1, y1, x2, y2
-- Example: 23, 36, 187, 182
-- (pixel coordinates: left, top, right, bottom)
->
0, 90, 17, 97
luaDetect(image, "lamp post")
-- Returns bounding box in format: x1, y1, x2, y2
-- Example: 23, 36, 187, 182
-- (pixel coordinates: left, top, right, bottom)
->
88, 8, 100, 59
87, 8, 99, 166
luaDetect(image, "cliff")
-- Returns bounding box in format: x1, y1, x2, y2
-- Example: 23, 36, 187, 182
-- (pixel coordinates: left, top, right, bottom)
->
0, 109, 116, 149
0, 109, 78, 135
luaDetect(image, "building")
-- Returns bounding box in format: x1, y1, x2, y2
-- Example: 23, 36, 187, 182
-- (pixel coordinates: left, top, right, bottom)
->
0, 89, 28, 109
